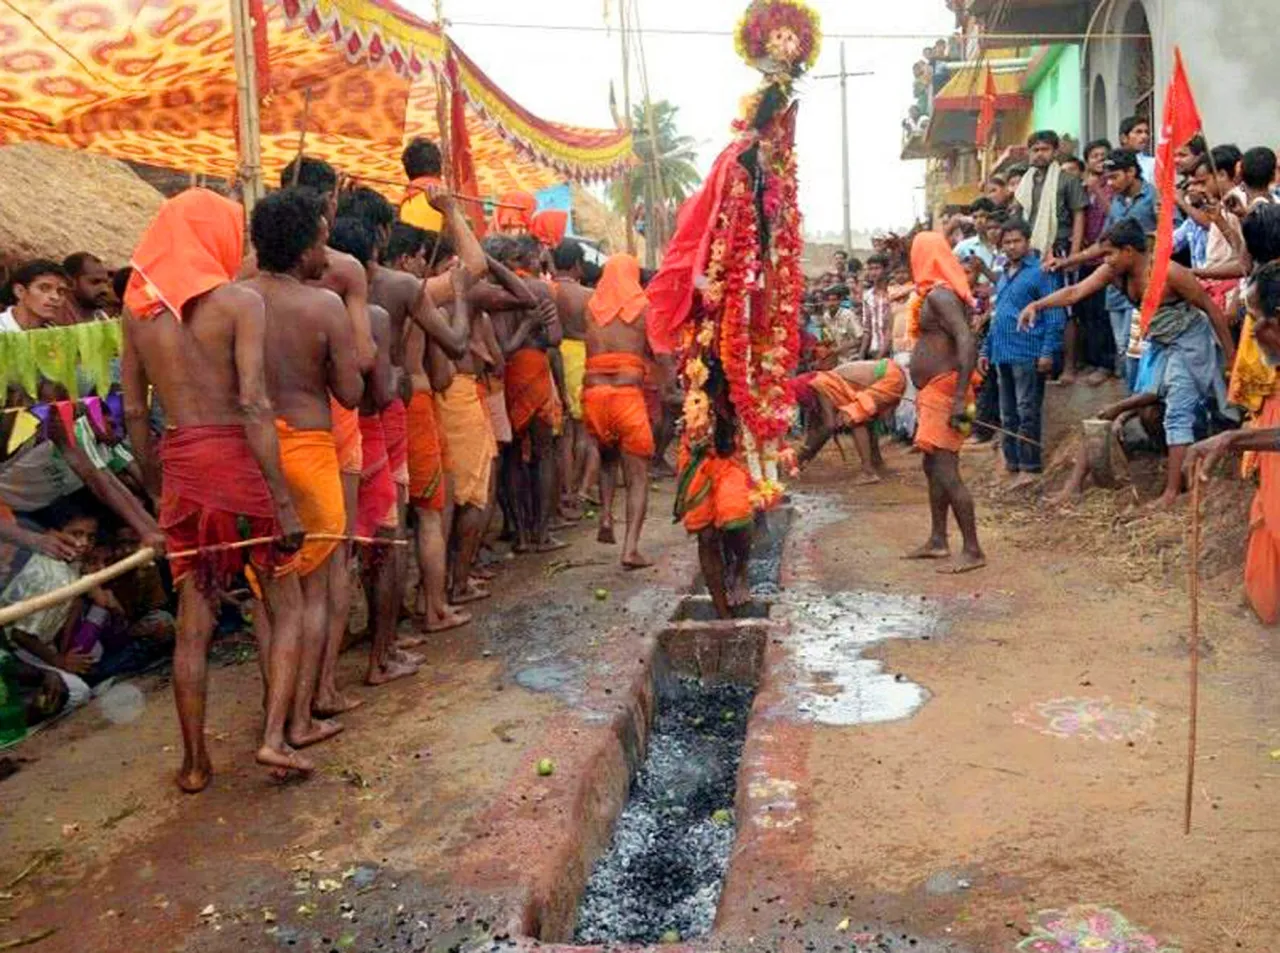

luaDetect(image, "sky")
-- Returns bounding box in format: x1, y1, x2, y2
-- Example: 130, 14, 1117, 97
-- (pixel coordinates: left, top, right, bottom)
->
411, 0, 956, 239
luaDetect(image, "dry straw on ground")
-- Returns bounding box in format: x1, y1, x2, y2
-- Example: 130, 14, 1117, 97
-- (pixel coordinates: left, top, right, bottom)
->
0, 144, 163, 271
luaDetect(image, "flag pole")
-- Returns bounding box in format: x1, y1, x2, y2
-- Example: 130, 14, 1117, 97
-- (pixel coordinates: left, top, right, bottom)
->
230, 0, 264, 216
619, 0, 636, 256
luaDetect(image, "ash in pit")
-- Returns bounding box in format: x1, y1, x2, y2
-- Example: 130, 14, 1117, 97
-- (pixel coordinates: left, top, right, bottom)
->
572, 675, 754, 945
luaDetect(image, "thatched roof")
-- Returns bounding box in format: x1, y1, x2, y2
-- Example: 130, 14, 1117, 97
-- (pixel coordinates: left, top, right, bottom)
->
0, 144, 164, 270
570, 184, 645, 259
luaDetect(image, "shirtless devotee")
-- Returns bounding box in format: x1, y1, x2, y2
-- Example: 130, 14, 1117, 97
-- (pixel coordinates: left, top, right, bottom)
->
1020, 217, 1236, 508
794, 356, 908, 483
551, 240, 598, 514
904, 232, 986, 574
245, 188, 363, 748
582, 254, 656, 568
674, 364, 754, 619
120, 189, 308, 792
328, 219, 409, 686
489, 237, 566, 553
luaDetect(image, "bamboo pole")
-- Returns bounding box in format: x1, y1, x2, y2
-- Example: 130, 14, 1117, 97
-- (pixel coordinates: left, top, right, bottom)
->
1184, 460, 1203, 834
230, 0, 264, 216
619, 0, 636, 256
290, 87, 313, 187
166, 534, 407, 561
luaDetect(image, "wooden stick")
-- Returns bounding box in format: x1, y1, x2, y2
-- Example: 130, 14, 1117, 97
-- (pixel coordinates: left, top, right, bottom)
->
1184, 459, 1204, 835
342, 173, 526, 210
0, 927, 57, 951
289, 87, 313, 187
167, 534, 408, 560
0, 549, 156, 627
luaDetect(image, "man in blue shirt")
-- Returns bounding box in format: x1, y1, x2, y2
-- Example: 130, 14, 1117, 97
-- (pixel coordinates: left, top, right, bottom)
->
980, 219, 1064, 483
1049, 149, 1159, 385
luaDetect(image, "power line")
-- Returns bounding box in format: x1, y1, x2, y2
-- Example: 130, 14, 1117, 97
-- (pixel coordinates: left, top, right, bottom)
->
447, 20, 1149, 42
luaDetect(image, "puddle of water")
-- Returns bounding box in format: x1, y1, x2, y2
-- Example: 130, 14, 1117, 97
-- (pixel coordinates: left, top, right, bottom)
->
782, 589, 939, 726
572, 674, 753, 945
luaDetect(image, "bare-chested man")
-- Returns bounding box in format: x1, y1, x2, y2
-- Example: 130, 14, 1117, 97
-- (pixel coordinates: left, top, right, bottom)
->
121, 189, 308, 791
245, 188, 363, 748
904, 232, 986, 574
795, 357, 909, 483
490, 236, 565, 553
551, 240, 599, 514
582, 254, 656, 568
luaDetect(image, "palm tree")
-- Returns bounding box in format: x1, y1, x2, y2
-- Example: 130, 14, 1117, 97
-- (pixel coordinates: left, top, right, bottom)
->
609, 100, 701, 258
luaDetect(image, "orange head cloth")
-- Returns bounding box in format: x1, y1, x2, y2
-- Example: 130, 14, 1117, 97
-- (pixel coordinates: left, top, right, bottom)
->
530, 209, 569, 248
588, 254, 648, 326
909, 231, 975, 309
124, 188, 244, 320
494, 191, 538, 233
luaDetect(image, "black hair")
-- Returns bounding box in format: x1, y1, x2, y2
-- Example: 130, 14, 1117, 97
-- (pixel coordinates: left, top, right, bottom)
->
385, 223, 426, 264
985, 173, 1008, 187
968, 197, 997, 215
336, 187, 395, 235
1241, 147, 1278, 191
1027, 129, 1060, 150
328, 217, 375, 268
1061, 156, 1085, 172
1101, 216, 1147, 252
1106, 148, 1142, 177
2, 259, 66, 306
62, 252, 101, 279
280, 155, 337, 193
1083, 137, 1112, 158
846, 257, 864, 274
866, 252, 892, 269
1006, 163, 1029, 177
422, 230, 454, 264
949, 220, 977, 239
482, 234, 516, 264
551, 239, 584, 272
35, 490, 99, 534
824, 285, 849, 298
1212, 145, 1242, 176
1256, 261, 1280, 319
513, 234, 542, 266
1119, 115, 1149, 139
1185, 134, 1207, 157
111, 266, 132, 303
1242, 204, 1280, 266
401, 137, 443, 180
1000, 218, 1032, 239
581, 260, 603, 288
250, 188, 326, 274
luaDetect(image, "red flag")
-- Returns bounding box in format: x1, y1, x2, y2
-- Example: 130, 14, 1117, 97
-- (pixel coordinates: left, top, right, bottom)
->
975, 65, 997, 146
1139, 48, 1203, 334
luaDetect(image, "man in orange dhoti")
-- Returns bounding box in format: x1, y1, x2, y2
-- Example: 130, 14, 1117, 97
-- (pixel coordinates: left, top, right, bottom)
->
121, 189, 309, 791
905, 232, 986, 573
794, 357, 908, 483
1187, 262, 1280, 623
583, 254, 656, 567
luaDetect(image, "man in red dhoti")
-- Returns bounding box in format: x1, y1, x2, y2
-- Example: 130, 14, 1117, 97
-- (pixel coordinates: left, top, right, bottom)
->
121, 189, 308, 792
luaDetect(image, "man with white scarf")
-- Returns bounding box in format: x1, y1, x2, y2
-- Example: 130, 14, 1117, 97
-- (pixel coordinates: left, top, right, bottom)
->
1013, 130, 1089, 270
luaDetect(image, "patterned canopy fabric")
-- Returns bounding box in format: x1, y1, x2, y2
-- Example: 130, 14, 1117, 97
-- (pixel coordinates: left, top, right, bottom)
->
0, 0, 632, 195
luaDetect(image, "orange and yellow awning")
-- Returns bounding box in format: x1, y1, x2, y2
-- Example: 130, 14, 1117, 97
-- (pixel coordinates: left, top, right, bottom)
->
0, 0, 633, 196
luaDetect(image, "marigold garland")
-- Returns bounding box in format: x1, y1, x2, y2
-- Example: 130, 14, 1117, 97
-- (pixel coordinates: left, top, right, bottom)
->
734, 0, 823, 75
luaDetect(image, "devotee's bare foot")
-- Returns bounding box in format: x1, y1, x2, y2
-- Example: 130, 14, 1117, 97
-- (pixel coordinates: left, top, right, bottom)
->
938, 551, 987, 575
287, 718, 344, 749
397, 634, 428, 649
580, 493, 603, 508
535, 536, 571, 553
426, 607, 472, 632
1085, 368, 1112, 386
853, 471, 883, 486
1147, 491, 1181, 512
512, 539, 532, 554
451, 580, 491, 605
597, 524, 617, 544
904, 541, 950, 560
1049, 487, 1084, 509
470, 566, 497, 581
366, 657, 419, 686
176, 754, 213, 794
1008, 472, 1040, 491
728, 578, 752, 607
313, 692, 363, 718
393, 647, 424, 667
621, 551, 654, 570
548, 518, 574, 533
256, 743, 314, 777
1055, 370, 1077, 386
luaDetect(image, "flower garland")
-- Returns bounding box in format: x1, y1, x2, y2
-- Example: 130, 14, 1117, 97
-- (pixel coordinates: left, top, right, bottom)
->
734, 0, 822, 76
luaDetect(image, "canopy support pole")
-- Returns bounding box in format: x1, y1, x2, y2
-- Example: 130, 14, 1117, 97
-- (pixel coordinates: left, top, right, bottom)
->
619, 0, 636, 256
231, 0, 265, 216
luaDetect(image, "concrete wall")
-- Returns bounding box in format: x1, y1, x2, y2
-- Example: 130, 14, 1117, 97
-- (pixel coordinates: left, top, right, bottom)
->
1031, 45, 1083, 141
1087, 0, 1280, 149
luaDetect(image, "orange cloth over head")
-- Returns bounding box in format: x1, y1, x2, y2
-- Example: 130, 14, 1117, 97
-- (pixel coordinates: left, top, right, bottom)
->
909, 231, 976, 319
1245, 392, 1280, 624
531, 209, 569, 248
913, 371, 976, 455
495, 191, 537, 233
588, 254, 648, 326
125, 189, 244, 320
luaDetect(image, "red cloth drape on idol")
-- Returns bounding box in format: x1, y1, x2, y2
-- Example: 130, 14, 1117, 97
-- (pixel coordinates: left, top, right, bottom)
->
649, 0, 822, 518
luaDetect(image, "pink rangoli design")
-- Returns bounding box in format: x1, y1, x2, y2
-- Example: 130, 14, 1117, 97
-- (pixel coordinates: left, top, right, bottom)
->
1017, 904, 1180, 953
1014, 696, 1155, 742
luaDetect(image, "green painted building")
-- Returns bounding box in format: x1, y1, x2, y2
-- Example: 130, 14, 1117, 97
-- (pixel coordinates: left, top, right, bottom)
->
1025, 45, 1082, 143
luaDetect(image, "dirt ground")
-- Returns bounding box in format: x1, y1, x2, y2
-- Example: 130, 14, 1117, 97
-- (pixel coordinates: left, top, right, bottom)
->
1, 423, 1277, 953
